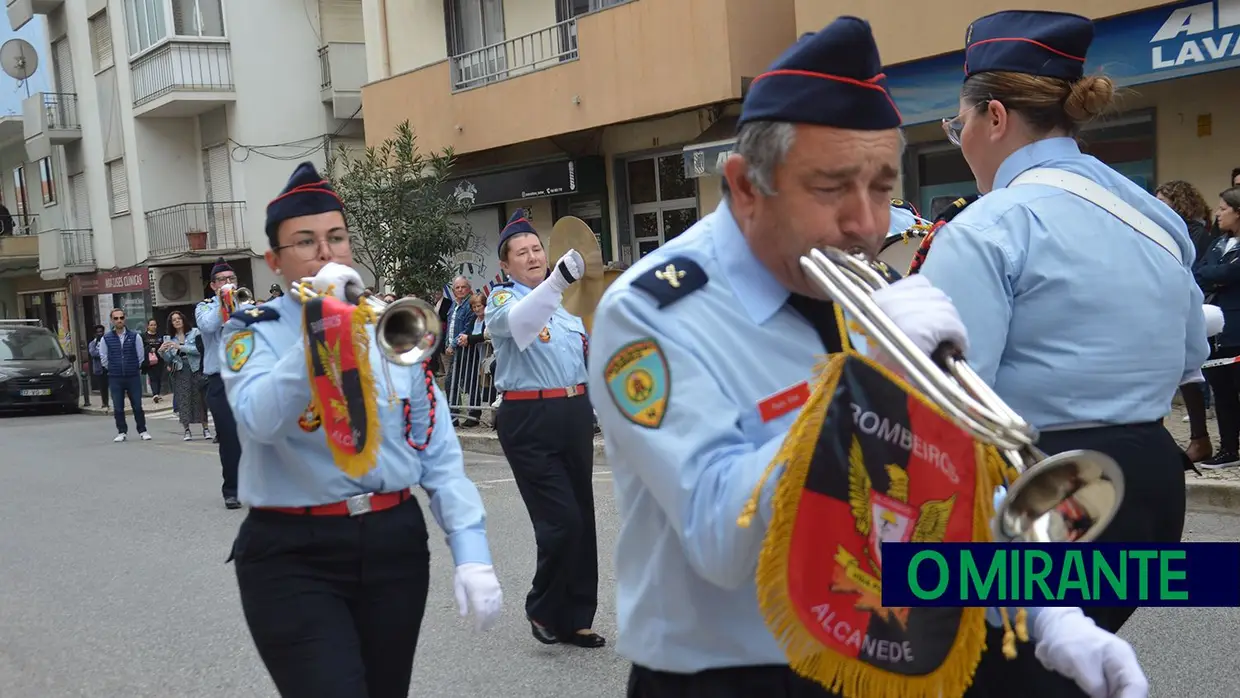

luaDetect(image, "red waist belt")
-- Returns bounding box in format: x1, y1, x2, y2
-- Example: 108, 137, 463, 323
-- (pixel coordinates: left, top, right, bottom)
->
503, 383, 587, 401
255, 490, 411, 517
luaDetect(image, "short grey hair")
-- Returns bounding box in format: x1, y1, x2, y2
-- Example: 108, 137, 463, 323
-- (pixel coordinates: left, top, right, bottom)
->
721, 121, 797, 200
720, 122, 907, 200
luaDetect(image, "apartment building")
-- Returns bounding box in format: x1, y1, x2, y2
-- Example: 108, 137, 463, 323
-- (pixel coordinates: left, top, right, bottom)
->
360, 0, 1240, 289
6, 0, 366, 356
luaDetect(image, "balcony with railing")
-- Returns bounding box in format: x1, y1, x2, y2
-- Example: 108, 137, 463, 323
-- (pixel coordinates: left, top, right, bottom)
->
451, 19, 579, 92
130, 41, 236, 118
22, 92, 80, 161
145, 201, 246, 258
318, 41, 365, 120
36, 225, 94, 279
361, 0, 798, 155
6, 0, 62, 31
0, 213, 38, 261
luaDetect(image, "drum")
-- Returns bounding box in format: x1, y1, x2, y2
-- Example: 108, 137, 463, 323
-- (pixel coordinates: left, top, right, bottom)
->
878, 228, 929, 276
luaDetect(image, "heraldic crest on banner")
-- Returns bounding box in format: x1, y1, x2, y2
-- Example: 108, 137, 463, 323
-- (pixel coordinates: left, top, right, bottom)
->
302, 292, 381, 478
745, 348, 1012, 698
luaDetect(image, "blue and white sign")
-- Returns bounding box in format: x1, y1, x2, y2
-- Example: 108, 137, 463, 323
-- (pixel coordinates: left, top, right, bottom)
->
890, 0, 1240, 125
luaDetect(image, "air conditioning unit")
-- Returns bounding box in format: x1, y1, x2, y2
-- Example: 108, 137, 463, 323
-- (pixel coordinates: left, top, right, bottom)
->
151, 266, 205, 307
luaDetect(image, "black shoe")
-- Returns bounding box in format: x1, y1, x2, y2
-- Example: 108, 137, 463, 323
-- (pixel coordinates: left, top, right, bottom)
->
224, 496, 242, 510
529, 620, 558, 645
562, 631, 607, 648
1201, 451, 1240, 470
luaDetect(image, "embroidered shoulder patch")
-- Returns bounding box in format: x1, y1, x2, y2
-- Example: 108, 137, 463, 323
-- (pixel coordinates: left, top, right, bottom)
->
226, 331, 256, 371
227, 306, 281, 328
632, 257, 707, 309
603, 338, 670, 429
490, 290, 514, 308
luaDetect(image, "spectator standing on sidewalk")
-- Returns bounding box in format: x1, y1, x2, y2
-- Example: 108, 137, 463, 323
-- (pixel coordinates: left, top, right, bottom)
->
87, 324, 108, 408
1196, 187, 1240, 469
98, 308, 150, 443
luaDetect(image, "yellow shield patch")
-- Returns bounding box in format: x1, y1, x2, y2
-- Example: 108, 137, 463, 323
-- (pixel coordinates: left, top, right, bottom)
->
603, 339, 670, 429
491, 290, 513, 307
226, 330, 255, 372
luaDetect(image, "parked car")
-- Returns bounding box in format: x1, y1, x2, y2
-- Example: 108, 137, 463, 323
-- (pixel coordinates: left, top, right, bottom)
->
0, 320, 80, 413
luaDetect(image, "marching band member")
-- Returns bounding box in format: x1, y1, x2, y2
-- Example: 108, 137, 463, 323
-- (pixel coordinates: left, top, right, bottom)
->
484, 209, 604, 648
587, 17, 1145, 698
888, 198, 920, 236
196, 257, 248, 509
917, 10, 1198, 696
221, 162, 502, 698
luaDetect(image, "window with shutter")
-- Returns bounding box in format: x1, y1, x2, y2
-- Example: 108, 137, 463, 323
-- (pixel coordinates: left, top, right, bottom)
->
71, 174, 90, 228
108, 161, 129, 215
90, 12, 114, 72
319, 0, 364, 43
53, 39, 74, 95
203, 144, 233, 201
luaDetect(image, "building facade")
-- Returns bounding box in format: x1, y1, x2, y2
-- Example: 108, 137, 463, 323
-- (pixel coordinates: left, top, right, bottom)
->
0, 113, 76, 352
360, 0, 1240, 274
9, 0, 366, 363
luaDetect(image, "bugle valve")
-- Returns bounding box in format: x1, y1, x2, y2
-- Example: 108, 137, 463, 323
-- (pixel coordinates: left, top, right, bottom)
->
290, 281, 442, 366
799, 247, 1125, 544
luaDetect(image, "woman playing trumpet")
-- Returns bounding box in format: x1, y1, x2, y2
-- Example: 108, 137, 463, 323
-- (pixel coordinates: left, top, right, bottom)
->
220, 162, 503, 698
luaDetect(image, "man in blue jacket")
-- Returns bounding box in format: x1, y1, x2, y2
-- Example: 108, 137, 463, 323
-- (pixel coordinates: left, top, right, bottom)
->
98, 307, 150, 443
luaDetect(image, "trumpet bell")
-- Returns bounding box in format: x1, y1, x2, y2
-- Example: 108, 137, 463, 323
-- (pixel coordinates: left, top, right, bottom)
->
993, 449, 1125, 543
234, 287, 254, 305
374, 297, 442, 366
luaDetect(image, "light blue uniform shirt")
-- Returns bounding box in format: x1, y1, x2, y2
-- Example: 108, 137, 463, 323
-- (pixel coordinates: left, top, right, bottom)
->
194, 296, 231, 376
485, 280, 588, 392
888, 204, 918, 237
919, 137, 1208, 430
588, 202, 878, 673
219, 292, 492, 567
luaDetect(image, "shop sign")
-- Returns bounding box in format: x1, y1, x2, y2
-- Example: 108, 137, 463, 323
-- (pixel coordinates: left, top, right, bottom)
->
443, 160, 580, 208
72, 267, 149, 296
887, 0, 1240, 125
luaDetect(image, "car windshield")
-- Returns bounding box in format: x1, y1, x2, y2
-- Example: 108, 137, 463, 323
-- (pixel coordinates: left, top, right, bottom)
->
0, 331, 65, 361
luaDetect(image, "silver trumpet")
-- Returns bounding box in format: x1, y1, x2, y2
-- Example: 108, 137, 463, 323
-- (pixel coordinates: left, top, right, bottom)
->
289, 281, 442, 366
800, 247, 1125, 544
233, 286, 255, 305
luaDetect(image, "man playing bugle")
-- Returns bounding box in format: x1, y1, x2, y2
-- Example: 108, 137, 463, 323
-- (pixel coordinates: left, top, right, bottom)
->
587, 16, 1147, 698
220, 162, 503, 698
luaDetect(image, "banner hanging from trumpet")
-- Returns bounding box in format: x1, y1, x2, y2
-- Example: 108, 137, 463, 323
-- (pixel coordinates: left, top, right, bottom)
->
750, 350, 1012, 698
303, 295, 381, 478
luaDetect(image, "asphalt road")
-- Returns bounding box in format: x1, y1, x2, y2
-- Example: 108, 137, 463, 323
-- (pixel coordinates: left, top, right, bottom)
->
1, 409, 1237, 697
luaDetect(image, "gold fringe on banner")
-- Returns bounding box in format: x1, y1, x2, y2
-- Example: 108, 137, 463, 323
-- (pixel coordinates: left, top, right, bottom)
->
743, 349, 1023, 698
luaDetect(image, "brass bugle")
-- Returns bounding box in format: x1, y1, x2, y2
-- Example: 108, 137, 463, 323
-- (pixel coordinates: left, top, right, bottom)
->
289, 281, 442, 366
799, 247, 1125, 544
233, 286, 254, 305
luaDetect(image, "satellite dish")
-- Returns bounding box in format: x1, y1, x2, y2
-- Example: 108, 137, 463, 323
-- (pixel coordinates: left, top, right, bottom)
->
0, 39, 38, 83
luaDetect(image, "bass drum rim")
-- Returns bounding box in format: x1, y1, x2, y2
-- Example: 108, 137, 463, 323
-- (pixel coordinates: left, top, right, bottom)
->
877, 230, 928, 277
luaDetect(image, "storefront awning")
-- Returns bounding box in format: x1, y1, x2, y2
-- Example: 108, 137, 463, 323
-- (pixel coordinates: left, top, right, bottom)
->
681, 115, 739, 179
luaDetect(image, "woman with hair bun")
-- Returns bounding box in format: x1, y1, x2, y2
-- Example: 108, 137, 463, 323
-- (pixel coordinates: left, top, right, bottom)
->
919, 11, 1204, 696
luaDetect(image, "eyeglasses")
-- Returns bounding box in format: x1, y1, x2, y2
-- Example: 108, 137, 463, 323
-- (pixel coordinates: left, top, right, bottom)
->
214, 274, 238, 285
111, 315, 125, 321
274, 233, 352, 261
942, 116, 965, 147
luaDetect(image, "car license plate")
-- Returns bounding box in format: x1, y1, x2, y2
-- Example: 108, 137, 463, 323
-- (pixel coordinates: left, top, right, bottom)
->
19, 388, 52, 397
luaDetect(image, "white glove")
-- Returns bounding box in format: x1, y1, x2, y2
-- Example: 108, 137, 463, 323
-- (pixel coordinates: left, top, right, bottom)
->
453, 562, 503, 633
303, 262, 364, 302
1034, 607, 1149, 698
871, 274, 970, 357
1204, 304, 1225, 337
548, 249, 585, 293
217, 283, 236, 295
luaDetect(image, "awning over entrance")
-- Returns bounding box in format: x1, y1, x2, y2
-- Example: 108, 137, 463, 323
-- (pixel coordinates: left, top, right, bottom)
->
681, 115, 738, 179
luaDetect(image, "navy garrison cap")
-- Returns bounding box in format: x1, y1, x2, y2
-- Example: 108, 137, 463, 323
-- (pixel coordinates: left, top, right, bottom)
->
497, 209, 537, 257
738, 16, 900, 131
209, 257, 232, 279
264, 161, 344, 245
964, 11, 1093, 82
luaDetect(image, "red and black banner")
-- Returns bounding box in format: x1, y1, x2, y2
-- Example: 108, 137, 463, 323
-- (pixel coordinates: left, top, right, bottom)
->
303, 295, 381, 478
756, 352, 998, 698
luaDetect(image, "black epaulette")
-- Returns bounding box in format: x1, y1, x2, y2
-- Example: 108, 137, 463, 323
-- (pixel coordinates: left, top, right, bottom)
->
934, 194, 979, 225
890, 197, 920, 217
632, 257, 707, 309
226, 306, 280, 328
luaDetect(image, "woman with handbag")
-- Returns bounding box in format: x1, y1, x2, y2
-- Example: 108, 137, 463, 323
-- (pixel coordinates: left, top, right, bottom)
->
160, 310, 211, 441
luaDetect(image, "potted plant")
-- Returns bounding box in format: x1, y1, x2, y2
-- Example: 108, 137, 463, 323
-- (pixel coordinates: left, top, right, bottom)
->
186, 230, 208, 250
